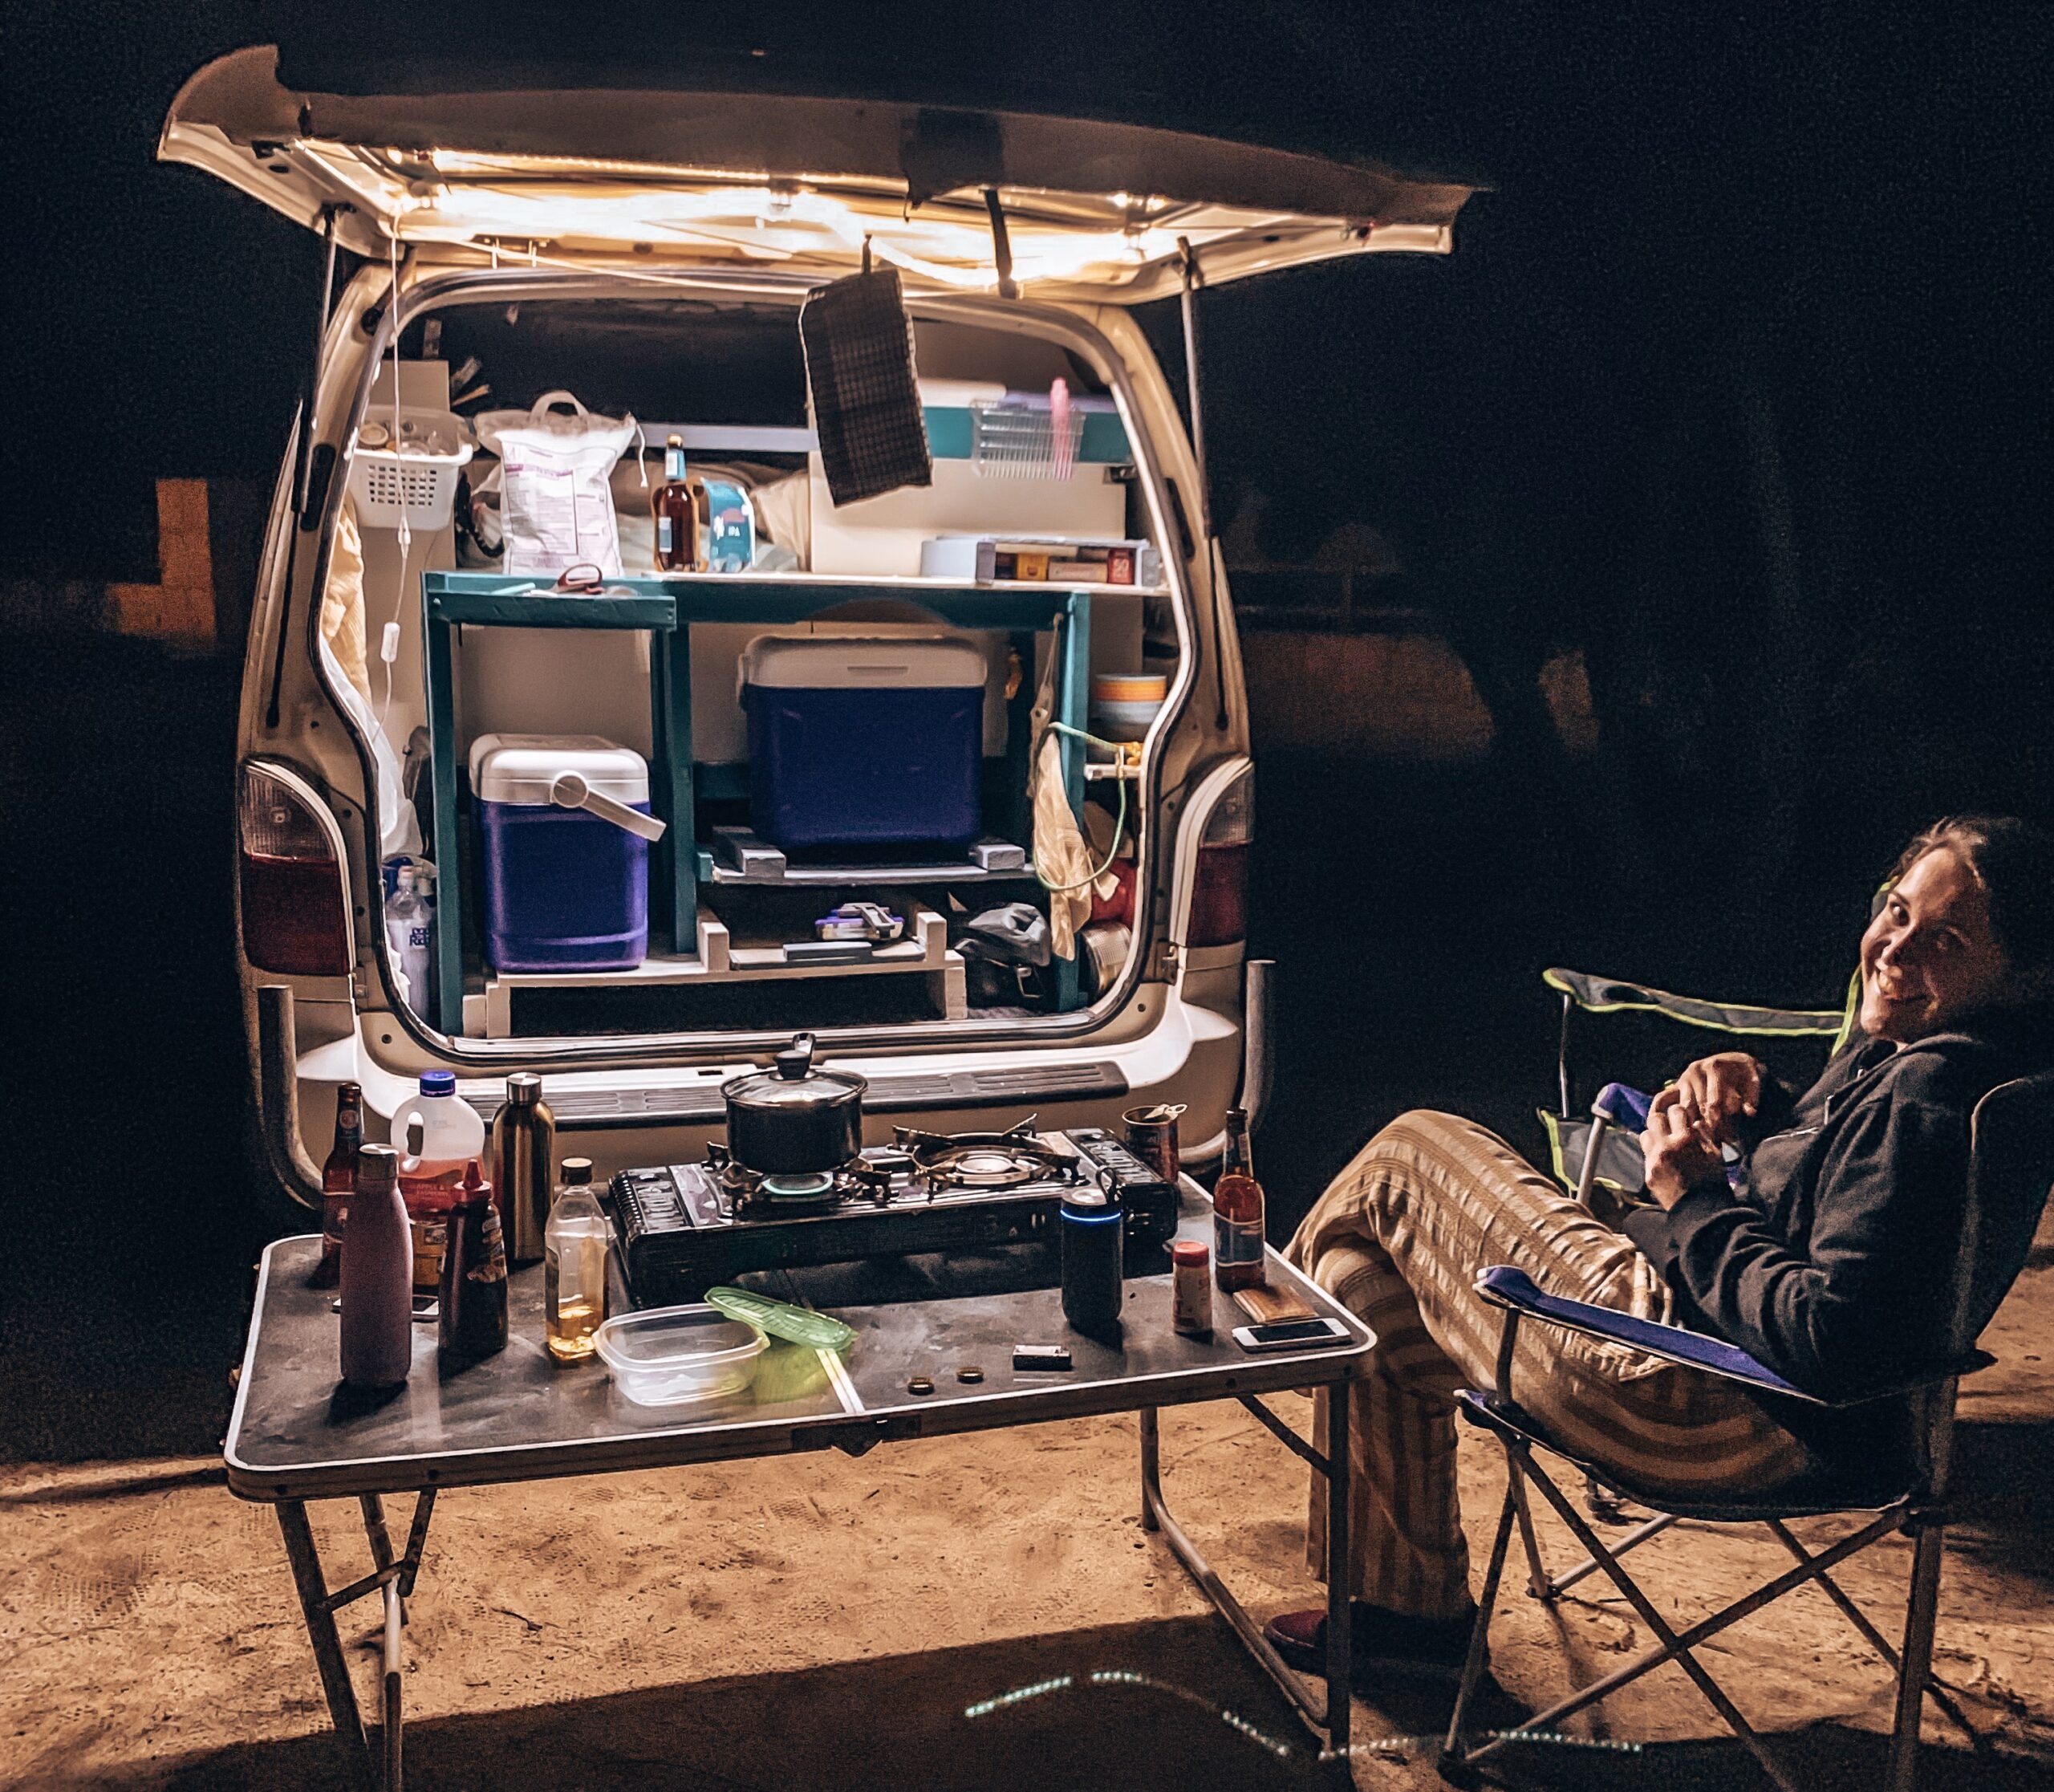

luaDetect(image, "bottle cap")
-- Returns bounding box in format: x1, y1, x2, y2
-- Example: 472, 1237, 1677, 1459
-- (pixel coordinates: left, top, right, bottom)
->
562, 1157, 594, 1185
507, 1073, 542, 1106
420, 1071, 457, 1098
1171, 1240, 1208, 1266
460, 1160, 489, 1201
666, 433, 684, 448
356, 1142, 398, 1187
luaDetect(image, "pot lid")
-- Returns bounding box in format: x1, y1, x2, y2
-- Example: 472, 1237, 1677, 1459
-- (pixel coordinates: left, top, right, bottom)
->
722, 1034, 867, 1107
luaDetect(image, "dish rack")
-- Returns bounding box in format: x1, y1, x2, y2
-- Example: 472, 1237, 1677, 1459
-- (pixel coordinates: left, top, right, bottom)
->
348, 408, 473, 530
970, 398, 1086, 481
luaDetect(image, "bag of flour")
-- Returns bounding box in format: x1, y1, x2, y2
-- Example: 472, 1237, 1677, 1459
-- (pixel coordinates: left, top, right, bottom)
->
473, 391, 636, 575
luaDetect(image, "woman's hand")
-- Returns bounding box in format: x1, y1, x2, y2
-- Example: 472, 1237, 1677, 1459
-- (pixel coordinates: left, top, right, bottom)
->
1642, 1086, 1728, 1209
1671, 1052, 1764, 1147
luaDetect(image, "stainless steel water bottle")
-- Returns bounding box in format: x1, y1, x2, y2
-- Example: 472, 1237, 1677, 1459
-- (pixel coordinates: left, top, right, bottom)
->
490, 1073, 556, 1267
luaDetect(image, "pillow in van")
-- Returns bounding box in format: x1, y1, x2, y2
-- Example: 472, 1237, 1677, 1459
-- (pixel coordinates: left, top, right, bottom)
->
473, 391, 636, 576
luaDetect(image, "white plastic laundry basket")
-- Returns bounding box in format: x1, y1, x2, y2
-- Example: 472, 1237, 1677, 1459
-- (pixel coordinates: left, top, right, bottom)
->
348, 408, 473, 531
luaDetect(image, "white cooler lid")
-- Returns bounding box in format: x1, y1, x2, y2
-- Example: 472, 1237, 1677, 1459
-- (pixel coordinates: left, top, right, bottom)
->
740, 635, 986, 691
469, 733, 650, 805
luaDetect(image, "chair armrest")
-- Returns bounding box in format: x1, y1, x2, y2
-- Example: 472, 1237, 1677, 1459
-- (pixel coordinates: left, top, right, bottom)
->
1475, 1266, 1825, 1404
1543, 968, 1846, 1038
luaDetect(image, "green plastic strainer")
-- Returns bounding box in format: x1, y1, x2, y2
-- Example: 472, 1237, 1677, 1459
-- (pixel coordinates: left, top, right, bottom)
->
704, 1286, 856, 1354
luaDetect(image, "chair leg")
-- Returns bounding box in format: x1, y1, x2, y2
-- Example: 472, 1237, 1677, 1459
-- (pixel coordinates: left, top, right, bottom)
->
1441, 1476, 1519, 1780
1887, 1525, 1946, 1792
1508, 1461, 1550, 1599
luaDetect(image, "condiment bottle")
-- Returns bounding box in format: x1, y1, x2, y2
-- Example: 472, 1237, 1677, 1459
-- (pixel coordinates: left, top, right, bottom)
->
340, 1144, 414, 1388
1171, 1239, 1212, 1336
394, 1071, 486, 1296
489, 1073, 555, 1268
439, 1160, 510, 1364
310, 1080, 364, 1289
545, 1158, 610, 1363
1212, 1107, 1266, 1292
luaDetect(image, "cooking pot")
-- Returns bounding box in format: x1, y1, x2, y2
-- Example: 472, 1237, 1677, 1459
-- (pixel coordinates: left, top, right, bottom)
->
721, 1033, 867, 1174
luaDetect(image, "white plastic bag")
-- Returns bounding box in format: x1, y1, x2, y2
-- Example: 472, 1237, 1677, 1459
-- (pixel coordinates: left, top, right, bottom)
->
473, 391, 636, 576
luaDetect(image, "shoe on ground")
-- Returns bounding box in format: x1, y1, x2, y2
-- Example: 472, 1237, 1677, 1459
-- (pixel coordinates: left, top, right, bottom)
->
1262, 1599, 1481, 1682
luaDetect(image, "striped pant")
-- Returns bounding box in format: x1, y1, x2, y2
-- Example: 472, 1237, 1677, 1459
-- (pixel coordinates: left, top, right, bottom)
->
1285, 1111, 1809, 1619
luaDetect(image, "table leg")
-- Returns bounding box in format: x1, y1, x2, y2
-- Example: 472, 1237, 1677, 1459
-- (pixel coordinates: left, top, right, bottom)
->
1322, 1389, 1352, 1762
359, 1494, 404, 1625
1139, 1406, 1160, 1532
275, 1501, 377, 1792
382, 1578, 404, 1792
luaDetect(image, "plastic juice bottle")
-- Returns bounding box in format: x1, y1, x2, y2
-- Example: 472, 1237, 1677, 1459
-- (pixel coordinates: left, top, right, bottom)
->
1212, 1107, 1266, 1292
546, 1157, 611, 1362
395, 1071, 486, 1297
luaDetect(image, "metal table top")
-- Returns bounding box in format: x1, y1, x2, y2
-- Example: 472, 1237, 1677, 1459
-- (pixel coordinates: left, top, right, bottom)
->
225, 1192, 1374, 1501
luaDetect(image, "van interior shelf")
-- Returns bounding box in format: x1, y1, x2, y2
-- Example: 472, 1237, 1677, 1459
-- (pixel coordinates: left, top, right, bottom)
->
469, 908, 965, 1040
696, 827, 1033, 888
419, 571, 1095, 1032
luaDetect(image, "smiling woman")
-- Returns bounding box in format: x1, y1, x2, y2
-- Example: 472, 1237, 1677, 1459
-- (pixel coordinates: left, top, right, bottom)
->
1862, 815, 2054, 1040
1259, 811, 2054, 1681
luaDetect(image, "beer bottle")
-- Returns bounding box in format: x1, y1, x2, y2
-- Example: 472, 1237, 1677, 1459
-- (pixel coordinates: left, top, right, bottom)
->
310, 1081, 364, 1288
1212, 1107, 1266, 1291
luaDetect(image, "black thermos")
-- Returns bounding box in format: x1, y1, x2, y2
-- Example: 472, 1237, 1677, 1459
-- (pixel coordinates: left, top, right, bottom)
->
1060, 1185, 1125, 1339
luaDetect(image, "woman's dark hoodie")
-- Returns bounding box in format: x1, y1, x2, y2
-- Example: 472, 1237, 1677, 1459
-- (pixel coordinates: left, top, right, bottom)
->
1623, 1016, 2052, 1401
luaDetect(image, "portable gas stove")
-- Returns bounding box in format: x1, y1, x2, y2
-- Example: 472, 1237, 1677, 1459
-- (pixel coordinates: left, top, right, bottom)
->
609, 1123, 1179, 1306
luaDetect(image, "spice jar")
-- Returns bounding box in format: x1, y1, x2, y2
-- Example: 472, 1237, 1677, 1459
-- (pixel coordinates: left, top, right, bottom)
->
1171, 1239, 1212, 1337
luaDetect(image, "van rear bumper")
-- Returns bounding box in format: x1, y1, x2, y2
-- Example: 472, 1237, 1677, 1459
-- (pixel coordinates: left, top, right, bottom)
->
253, 966, 1268, 1204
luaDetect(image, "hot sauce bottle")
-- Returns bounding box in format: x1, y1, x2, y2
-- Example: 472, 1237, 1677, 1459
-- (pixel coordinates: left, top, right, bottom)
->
1212, 1107, 1266, 1291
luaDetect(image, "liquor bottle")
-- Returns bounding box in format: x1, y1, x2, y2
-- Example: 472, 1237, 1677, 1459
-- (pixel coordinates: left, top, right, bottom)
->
310, 1080, 364, 1288
340, 1144, 415, 1388
1212, 1107, 1266, 1291
651, 434, 701, 571
489, 1073, 555, 1268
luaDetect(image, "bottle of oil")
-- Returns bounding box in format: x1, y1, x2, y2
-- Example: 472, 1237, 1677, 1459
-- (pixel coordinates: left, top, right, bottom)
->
1212, 1107, 1266, 1291
545, 1158, 610, 1362
651, 434, 701, 571
311, 1080, 364, 1289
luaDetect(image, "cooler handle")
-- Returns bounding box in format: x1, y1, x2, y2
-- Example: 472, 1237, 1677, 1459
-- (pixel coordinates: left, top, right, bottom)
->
548, 771, 668, 842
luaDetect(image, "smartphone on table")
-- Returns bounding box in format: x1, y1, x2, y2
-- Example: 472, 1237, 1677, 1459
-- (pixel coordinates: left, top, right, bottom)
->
1231, 1316, 1351, 1352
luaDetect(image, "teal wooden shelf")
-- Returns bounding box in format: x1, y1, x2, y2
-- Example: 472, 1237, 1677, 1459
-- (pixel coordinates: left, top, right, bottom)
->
420, 570, 1094, 1030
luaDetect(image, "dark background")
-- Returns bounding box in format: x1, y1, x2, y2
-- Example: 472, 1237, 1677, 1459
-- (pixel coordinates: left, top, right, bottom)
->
3, 2, 2050, 1457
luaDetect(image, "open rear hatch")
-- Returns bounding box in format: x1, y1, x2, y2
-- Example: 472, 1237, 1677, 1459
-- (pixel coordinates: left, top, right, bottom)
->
161, 46, 1476, 298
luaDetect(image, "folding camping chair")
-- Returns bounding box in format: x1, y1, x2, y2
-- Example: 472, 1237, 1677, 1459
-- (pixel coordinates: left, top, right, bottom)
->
1439, 1067, 2054, 1792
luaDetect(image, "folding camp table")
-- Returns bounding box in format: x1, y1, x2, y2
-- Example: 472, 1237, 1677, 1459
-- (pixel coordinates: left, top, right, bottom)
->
224, 1187, 1376, 1789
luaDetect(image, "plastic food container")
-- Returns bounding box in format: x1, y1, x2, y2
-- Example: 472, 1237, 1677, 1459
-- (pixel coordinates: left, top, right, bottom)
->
592, 1305, 767, 1408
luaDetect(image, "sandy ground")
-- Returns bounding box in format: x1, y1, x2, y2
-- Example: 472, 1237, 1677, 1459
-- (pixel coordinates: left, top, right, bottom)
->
6, 1245, 2054, 1792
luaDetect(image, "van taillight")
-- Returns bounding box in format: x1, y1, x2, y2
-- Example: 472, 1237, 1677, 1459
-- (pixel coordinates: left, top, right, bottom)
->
239, 763, 352, 976
1188, 767, 1253, 948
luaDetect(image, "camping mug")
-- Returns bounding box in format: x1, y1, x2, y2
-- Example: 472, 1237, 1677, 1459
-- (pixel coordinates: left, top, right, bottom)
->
1122, 1103, 1186, 1185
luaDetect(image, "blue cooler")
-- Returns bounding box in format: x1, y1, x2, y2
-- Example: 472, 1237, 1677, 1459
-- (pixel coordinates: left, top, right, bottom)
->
741, 636, 986, 849
469, 734, 661, 972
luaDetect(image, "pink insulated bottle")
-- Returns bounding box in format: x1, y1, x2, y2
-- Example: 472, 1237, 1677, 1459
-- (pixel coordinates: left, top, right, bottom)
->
340, 1143, 416, 1388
